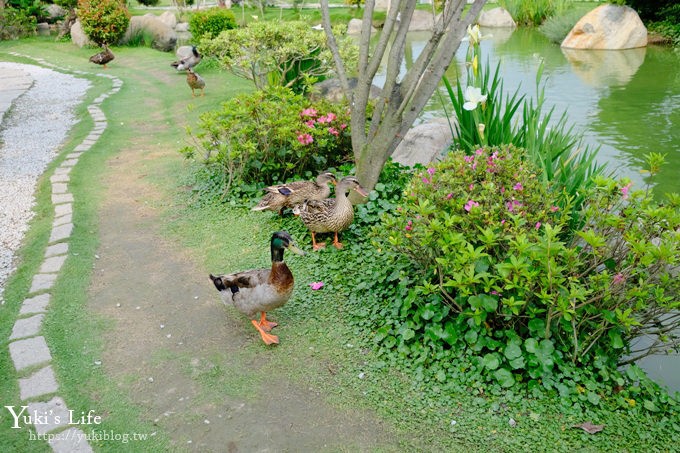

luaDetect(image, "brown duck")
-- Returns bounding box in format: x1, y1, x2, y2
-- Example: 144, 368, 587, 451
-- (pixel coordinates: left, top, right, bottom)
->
209, 231, 305, 345
186, 68, 205, 97
252, 171, 337, 215
294, 176, 368, 250
89, 44, 114, 69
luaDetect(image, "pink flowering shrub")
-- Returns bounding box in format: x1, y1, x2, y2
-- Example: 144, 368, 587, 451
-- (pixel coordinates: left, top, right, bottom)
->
181, 86, 351, 196
378, 145, 680, 398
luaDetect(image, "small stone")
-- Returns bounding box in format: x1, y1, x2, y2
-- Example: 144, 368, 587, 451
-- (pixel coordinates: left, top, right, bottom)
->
148, 377, 154, 383
166, 334, 172, 338
358, 372, 365, 379
136, 306, 141, 310
509, 418, 516, 427
450, 420, 457, 426
160, 324, 165, 329
94, 360, 102, 365
204, 419, 210, 424
116, 303, 121, 307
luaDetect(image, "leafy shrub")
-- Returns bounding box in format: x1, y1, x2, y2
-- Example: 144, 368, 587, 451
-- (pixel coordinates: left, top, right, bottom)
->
188, 7, 236, 42
200, 20, 358, 94
136, 0, 161, 6
372, 146, 679, 407
625, 0, 680, 23
7, 0, 47, 22
0, 7, 36, 40
498, 0, 567, 26
538, 7, 589, 44
77, 0, 130, 46
181, 86, 352, 201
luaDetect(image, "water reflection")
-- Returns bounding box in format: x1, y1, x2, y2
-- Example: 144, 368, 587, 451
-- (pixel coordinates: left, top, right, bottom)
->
561, 47, 646, 87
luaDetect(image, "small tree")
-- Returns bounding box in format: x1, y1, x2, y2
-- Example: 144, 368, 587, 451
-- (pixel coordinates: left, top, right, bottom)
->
200, 20, 358, 94
320, 0, 488, 191
77, 0, 130, 46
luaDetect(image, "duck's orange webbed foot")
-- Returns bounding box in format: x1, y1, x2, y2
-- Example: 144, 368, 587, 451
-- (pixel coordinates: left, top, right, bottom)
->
257, 312, 278, 332
311, 232, 326, 251
332, 232, 344, 249
251, 319, 279, 345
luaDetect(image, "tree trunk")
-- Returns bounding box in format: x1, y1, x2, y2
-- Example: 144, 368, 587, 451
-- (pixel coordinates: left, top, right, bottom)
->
321, 0, 488, 192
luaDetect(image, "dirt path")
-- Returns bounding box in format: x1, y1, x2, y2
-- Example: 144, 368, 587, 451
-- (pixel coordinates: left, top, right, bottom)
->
86, 58, 396, 452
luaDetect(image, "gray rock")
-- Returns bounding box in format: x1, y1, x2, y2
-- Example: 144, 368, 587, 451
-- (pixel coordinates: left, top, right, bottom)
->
477, 7, 516, 28
10, 314, 45, 340
408, 10, 437, 32
9, 336, 52, 371
121, 15, 178, 52
347, 18, 376, 35
19, 366, 59, 400
391, 119, 454, 167
159, 11, 178, 29
175, 22, 189, 33
70, 20, 94, 48
28, 397, 71, 434
46, 4, 67, 21
310, 77, 381, 103
20, 294, 51, 315
562, 4, 647, 49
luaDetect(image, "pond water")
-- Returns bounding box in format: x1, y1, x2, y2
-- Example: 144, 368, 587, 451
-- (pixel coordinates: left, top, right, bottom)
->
376, 27, 680, 392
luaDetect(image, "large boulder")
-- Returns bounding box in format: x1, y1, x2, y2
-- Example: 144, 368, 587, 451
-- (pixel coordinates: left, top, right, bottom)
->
45, 4, 67, 22
391, 119, 454, 167
121, 14, 177, 52
408, 10, 436, 31
477, 7, 516, 28
158, 11, 177, 30
310, 77, 381, 103
347, 18, 376, 35
561, 4, 647, 50
70, 20, 94, 48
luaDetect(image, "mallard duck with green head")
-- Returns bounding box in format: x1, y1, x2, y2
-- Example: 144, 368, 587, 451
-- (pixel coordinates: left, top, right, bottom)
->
294, 176, 368, 250
209, 231, 305, 345
252, 171, 337, 215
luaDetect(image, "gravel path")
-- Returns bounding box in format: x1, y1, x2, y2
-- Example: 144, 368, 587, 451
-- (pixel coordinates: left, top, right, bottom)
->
0, 62, 90, 304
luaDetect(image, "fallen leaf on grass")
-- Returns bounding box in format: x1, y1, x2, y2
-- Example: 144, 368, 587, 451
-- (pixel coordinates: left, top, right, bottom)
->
572, 422, 604, 434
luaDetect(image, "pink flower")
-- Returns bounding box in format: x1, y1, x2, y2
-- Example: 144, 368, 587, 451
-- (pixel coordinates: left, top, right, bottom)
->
464, 200, 479, 212
340, 123, 347, 130
491, 290, 500, 296
475, 148, 484, 156
309, 281, 324, 290
326, 112, 336, 121
328, 127, 339, 136
422, 177, 430, 184
468, 184, 474, 191
405, 220, 413, 231
427, 167, 436, 176
316, 114, 330, 124
304, 119, 316, 128
550, 205, 559, 212
446, 193, 453, 199
535, 222, 541, 229
301, 108, 317, 118
612, 273, 625, 285
500, 187, 505, 194
513, 183, 523, 191
297, 133, 313, 145
464, 155, 475, 163
501, 219, 506, 225
621, 182, 632, 200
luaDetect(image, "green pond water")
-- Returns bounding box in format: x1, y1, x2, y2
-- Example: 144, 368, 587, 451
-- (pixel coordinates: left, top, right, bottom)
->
377, 27, 680, 392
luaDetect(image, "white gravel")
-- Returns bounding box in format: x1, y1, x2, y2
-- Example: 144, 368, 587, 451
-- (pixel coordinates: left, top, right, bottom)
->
0, 62, 90, 304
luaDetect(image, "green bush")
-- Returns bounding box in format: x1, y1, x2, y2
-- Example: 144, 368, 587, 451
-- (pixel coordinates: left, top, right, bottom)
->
0, 8, 36, 40
136, 0, 160, 6
200, 20, 358, 94
498, 0, 567, 26
77, 0, 130, 46
372, 146, 679, 407
180, 86, 352, 201
188, 7, 236, 42
625, 0, 680, 23
538, 7, 589, 44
